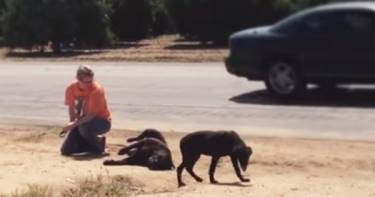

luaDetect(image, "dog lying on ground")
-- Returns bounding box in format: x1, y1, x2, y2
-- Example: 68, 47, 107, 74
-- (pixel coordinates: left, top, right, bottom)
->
103, 129, 174, 171
176, 130, 252, 187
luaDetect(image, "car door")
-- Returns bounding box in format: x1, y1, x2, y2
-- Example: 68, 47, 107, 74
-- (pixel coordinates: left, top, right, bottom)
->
297, 9, 375, 80
295, 11, 354, 79
342, 10, 375, 79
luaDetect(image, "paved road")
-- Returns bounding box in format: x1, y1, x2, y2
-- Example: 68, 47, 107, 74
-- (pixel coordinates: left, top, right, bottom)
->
1, 61, 375, 141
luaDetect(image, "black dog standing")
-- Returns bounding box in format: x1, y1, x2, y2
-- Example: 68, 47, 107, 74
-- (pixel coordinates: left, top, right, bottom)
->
177, 130, 252, 187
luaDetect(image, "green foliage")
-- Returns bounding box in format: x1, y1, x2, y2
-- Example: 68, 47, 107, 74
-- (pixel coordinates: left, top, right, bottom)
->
0, 0, 5, 35
2, 0, 112, 52
3, 0, 74, 50
70, 0, 113, 48
166, 0, 355, 44
111, 0, 171, 41
150, 0, 171, 36
0, 0, 361, 49
111, 0, 153, 40
167, 0, 282, 43
291, 0, 330, 10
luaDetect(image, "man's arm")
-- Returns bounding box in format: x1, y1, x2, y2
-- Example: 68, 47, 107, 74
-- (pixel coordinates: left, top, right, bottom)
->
73, 113, 95, 126
63, 90, 103, 132
62, 113, 95, 133
68, 106, 76, 122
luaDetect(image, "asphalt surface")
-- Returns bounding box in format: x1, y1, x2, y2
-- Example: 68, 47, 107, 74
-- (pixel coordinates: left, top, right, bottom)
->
1, 61, 375, 141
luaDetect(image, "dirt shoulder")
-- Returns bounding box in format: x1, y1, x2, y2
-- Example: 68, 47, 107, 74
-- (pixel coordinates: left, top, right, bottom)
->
0, 35, 228, 62
0, 125, 374, 196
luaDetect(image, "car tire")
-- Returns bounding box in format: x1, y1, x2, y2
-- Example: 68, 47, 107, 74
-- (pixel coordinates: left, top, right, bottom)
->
264, 61, 306, 98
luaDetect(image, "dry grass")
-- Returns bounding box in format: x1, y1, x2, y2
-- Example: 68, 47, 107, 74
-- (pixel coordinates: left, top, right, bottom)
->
12, 132, 48, 143
0, 35, 228, 62
62, 175, 142, 197
1, 175, 142, 197
11, 127, 61, 143
4, 184, 53, 197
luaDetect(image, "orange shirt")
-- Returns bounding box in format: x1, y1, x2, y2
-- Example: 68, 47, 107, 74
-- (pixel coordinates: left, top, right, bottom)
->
65, 81, 111, 120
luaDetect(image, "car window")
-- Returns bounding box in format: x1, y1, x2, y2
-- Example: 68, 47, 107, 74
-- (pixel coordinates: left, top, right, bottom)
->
271, 10, 311, 34
299, 9, 375, 35
302, 11, 352, 34
272, 8, 375, 35
344, 11, 375, 33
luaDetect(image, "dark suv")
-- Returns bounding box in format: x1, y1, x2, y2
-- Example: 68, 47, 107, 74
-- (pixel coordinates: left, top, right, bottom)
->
225, 2, 375, 98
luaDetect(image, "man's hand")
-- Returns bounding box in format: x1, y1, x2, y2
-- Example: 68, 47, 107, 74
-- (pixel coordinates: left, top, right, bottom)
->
59, 130, 68, 137
62, 121, 76, 132
60, 122, 76, 137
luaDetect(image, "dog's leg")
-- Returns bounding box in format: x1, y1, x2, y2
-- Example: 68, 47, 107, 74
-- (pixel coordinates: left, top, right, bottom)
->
103, 158, 129, 166
230, 155, 250, 182
127, 132, 144, 142
177, 162, 186, 187
118, 140, 145, 155
126, 137, 139, 143
209, 156, 220, 184
185, 154, 203, 183
103, 155, 147, 167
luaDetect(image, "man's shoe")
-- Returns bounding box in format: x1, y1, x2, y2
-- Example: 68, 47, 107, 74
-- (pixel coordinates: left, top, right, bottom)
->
99, 136, 106, 152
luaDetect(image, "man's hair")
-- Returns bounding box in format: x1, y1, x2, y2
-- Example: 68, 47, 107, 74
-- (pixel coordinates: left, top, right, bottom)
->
76, 65, 94, 79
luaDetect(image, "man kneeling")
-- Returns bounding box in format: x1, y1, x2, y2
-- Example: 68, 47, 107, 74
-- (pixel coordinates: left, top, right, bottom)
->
60, 65, 112, 157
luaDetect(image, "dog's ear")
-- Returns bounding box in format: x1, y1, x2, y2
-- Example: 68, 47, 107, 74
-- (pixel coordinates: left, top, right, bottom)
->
232, 145, 251, 171
232, 145, 245, 157
247, 146, 253, 155
231, 145, 240, 156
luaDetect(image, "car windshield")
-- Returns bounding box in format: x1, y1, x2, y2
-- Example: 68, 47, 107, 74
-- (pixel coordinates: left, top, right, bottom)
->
272, 8, 375, 34
271, 10, 311, 33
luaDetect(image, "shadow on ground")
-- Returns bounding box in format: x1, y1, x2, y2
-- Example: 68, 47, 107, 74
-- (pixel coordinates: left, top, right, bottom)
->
6, 50, 103, 58
5, 42, 148, 59
214, 182, 252, 187
69, 152, 110, 161
103, 42, 148, 50
165, 44, 227, 50
230, 86, 375, 108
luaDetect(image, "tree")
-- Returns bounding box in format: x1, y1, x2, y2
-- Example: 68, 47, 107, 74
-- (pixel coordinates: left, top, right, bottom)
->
70, 0, 113, 48
0, 0, 6, 36
4, 0, 69, 48
2, 0, 113, 52
150, 0, 171, 36
111, 0, 153, 40
166, 0, 359, 44
166, 0, 291, 44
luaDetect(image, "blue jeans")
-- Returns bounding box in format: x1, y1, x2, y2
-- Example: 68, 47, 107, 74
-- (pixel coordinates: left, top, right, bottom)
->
60, 117, 111, 156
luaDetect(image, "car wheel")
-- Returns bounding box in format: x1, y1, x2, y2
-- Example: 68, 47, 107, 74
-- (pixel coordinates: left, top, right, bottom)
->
265, 61, 306, 98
